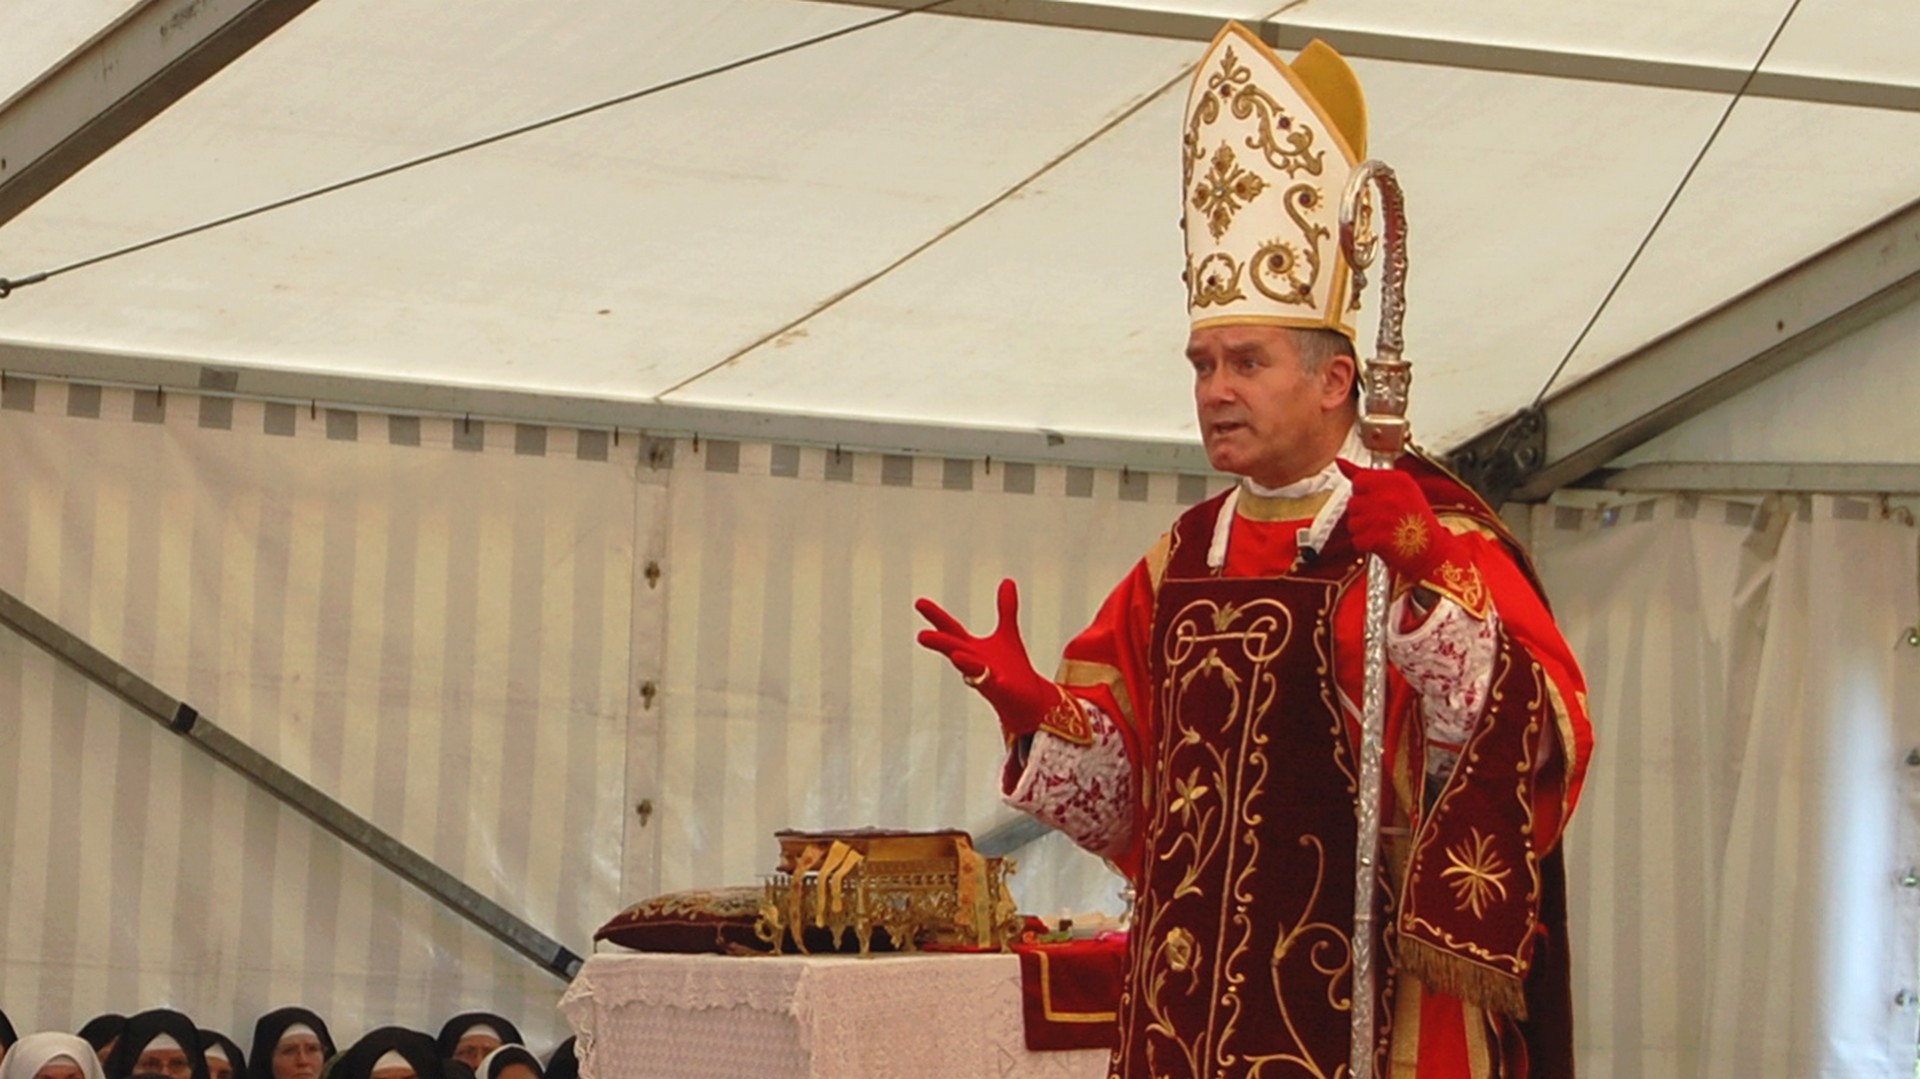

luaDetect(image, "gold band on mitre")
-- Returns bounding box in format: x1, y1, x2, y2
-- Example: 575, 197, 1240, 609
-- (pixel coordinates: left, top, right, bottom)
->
1181, 24, 1368, 338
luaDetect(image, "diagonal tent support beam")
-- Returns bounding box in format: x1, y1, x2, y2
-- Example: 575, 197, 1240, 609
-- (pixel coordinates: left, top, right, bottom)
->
0, 0, 326, 228
812, 0, 1920, 112
976, 813, 1052, 859
0, 584, 584, 982
1449, 197, 1920, 504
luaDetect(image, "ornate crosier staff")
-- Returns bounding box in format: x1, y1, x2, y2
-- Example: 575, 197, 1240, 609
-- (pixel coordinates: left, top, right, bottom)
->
1339, 159, 1409, 1079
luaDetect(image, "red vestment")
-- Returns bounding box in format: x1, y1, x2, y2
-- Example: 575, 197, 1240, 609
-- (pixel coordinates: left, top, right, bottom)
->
1044, 454, 1592, 1078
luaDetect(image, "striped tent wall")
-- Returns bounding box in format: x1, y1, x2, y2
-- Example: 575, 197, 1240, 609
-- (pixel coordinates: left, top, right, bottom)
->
0, 376, 1202, 1047
22, 374, 1910, 1072
0, 379, 639, 1048
652, 438, 1194, 914
1532, 494, 1920, 1076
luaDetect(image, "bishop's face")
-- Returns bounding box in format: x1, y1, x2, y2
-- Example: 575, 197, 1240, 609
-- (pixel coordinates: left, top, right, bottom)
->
1187, 324, 1353, 488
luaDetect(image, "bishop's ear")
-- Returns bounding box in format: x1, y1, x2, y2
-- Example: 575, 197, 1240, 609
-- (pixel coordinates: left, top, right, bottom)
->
1323, 352, 1360, 409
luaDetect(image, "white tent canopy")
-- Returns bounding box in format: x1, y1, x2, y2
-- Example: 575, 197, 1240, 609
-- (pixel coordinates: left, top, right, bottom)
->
4, 2, 1920, 1075
3, 0, 1917, 477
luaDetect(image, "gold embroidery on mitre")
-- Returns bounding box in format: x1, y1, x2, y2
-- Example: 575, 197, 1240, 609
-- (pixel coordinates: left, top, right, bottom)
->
1440, 827, 1512, 919
1193, 144, 1268, 240
1189, 251, 1246, 308
1181, 24, 1365, 336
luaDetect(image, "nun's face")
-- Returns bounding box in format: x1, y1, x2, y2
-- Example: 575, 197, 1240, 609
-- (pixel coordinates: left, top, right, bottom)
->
271, 1036, 324, 1079
369, 1064, 415, 1079
451, 1039, 499, 1072
133, 1046, 192, 1079
36, 1057, 88, 1079
495, 1065, 537, 1079
207, 1058, 232, 1079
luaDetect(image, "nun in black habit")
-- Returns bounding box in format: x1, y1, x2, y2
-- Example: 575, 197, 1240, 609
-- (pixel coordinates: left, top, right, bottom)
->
430, 1019, 520, 1075
244, 1009, 333, 1079
105, 1011, 206, 1079
330, 1031, 442, 1079
75, 1018, 124, 1068
195, 1032, 243, 1079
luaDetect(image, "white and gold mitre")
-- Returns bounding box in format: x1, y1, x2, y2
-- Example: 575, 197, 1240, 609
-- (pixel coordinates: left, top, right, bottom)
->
1182, 24, 1368, 337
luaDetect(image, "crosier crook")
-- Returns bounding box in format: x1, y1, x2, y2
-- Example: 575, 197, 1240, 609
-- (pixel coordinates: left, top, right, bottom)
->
1339, 158, 1409, 1079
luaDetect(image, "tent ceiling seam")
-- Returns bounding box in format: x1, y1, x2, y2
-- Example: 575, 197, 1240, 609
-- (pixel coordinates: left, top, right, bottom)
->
652, 62, 1197, 400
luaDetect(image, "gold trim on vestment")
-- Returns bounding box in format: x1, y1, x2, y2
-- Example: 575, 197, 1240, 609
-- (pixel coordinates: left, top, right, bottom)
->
1033, 950, 1119, 1023
1544, 677, 1581, 844
1145, 531, 1172, 594
1464, 1002, 1494, 1079
1234, 487, 1331, 523
1055, 658, 1138, 732
1390, 972, 1424, 1078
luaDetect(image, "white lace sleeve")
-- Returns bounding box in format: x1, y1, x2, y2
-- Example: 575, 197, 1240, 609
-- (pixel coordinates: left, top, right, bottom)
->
1388, 595, 1499, 772
1000, 702, 1134, 860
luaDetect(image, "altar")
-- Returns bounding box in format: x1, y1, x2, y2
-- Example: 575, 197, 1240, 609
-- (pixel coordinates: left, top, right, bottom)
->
559, 951, 1109, 1079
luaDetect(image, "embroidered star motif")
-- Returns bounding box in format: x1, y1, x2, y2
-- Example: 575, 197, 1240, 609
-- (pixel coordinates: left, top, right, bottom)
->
1391, 513, 1429, 560
1440, 827, 1512, 919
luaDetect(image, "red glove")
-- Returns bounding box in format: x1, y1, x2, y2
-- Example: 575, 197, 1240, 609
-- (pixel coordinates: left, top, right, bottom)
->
915, 579, 1085, 743
1339, 460, 1490, 617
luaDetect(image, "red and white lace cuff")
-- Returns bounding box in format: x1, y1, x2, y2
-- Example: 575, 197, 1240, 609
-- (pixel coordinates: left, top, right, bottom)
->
1001, 700, 1134, 860
1388, 593, 1499, 750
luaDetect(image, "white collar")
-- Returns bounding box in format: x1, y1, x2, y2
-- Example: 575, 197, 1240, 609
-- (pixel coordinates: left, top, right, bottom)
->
1208, 424, 1367, 572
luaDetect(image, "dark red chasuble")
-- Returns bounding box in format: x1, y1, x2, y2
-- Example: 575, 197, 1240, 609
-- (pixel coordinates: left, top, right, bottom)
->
1112, 499, 1386, 1079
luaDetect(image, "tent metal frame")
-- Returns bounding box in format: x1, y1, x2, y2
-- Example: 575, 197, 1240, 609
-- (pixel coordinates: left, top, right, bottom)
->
0, 0, 328, 228
1451, 196, 1920, 502
0, 583, 585, 983
824, 0, 1920, 112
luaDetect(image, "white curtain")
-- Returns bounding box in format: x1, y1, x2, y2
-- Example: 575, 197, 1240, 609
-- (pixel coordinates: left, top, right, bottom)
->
12, 374, 1914, 1074
653, 439, 1180, 917
0, 382, 638, 1049
0, 379, 1170, 1047
1532, 493, 1920, 1077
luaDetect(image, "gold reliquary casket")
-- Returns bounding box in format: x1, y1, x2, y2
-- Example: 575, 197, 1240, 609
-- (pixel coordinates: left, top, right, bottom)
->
756, 828, 1020, 956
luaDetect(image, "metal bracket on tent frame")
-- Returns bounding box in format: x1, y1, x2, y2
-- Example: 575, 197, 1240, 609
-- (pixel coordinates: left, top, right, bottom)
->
0, 584, 585, 983
1444, 408, 1546, 507
1474, 197, 1920, 502
0, 0, 329, 228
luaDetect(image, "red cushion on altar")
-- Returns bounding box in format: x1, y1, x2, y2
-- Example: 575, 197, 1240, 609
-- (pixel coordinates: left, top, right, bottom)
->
595, 887, 770, 954
1011, 935, 1127, 1051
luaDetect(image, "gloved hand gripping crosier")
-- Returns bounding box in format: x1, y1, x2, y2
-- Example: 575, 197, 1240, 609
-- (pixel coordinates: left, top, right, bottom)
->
1340, 459, 1489, 619
914, 578, 1088, 745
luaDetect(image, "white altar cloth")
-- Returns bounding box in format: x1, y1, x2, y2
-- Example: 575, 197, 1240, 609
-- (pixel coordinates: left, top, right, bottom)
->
559, 951, 1109, 1079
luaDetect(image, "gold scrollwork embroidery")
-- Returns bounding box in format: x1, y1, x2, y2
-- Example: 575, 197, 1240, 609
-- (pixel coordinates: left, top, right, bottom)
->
1190, 251, 1246, 308
1185, 45, 1324, 198
1441, 828, 1512, 919
1247, 184, 1327, 307
1184, 47, 1254, 187
1433, 560, 1489, 617
1193, 143, 1268, 241
1165, 926, 1197, 972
